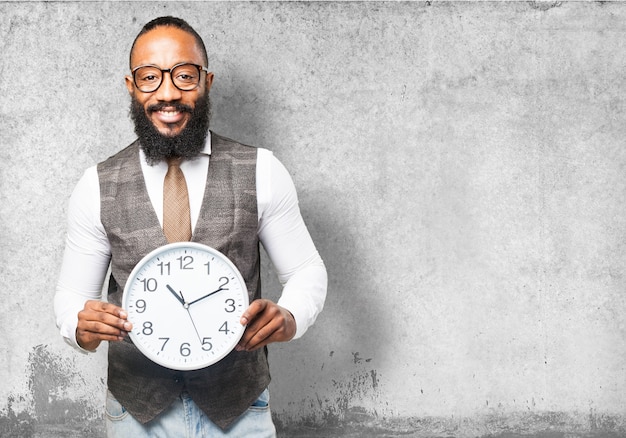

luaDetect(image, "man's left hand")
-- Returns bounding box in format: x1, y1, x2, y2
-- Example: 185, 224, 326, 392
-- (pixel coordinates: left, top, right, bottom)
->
236, 299, 296, 352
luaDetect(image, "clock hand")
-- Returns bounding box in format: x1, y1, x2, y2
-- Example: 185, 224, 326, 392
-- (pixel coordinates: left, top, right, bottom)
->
174, 288, 203, 343
166, 284, 185, 306
187, 287, 226, 307
185, 308, 203, 344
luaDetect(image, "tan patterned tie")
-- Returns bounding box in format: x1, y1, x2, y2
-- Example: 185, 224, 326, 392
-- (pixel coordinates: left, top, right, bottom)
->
163, 157, 192, 242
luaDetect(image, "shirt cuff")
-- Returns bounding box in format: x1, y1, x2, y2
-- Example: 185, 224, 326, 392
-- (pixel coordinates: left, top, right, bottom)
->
277, 296, 309, 340
276, 263, 327, 340
59, 315, 96, 354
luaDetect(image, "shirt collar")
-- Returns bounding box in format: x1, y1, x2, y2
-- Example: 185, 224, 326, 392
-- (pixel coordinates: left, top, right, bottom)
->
200, 131, 212, 156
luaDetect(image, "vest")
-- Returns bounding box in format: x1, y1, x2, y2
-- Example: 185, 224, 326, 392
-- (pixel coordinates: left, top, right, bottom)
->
97, 132, 270, 429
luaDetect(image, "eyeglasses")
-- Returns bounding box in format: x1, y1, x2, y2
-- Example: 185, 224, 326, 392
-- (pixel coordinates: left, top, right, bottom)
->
131, 63, 209, 93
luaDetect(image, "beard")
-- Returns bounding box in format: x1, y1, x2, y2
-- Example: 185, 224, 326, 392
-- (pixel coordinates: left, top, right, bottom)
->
130, 92, 211, 165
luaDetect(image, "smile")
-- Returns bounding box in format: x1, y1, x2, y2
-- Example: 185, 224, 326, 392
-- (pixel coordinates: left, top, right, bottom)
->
152, 108, 186, 124
158, 109, 180, 116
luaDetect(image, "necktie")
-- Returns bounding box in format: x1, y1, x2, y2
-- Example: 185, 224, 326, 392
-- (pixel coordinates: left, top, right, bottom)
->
163, 157, 192, 242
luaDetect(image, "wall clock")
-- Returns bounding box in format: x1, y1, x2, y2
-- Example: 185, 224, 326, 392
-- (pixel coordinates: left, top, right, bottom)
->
122, 242, 249, 370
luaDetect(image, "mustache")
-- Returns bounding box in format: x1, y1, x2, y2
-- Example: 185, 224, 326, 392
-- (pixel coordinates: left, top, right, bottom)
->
147, 102, 193, 114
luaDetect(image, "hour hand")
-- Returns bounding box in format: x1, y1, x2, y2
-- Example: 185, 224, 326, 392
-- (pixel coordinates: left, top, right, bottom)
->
166, 284, 185, 306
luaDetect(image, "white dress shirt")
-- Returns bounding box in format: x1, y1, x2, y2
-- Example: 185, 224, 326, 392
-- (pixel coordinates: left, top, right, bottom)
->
54, 136, 327, 352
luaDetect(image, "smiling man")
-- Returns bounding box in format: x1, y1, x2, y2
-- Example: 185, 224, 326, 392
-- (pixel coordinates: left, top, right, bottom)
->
129, 23, 213, 163
54, 17, 327, 437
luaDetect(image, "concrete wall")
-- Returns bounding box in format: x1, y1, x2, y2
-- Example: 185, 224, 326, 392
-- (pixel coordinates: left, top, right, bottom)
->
1, 1, 625, 437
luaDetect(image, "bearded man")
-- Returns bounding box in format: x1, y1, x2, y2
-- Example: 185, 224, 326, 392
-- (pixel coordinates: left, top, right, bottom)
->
54, 16, 327, 437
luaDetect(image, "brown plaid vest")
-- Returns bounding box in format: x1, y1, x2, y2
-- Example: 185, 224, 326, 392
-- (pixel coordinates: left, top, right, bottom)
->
97, 132, 270, 429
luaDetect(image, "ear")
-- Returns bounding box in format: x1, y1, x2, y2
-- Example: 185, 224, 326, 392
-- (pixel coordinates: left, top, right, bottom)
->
205, 72, 214, 92
125, 75, 135, 95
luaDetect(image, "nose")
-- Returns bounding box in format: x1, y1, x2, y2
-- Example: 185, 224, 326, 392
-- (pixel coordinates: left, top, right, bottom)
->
154, 71, 182, 101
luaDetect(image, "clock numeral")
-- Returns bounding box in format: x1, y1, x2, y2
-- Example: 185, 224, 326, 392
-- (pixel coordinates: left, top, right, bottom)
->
201, 337, 213, 351
219, 321, 231, 335
157, 261, 170, 276
180, 343, 191, 357
142, 321, 153, 336
140, 278, 157, 292
224, 298, 236, 313
204, 261, 211, 275
219, 276, 230, 290
177, 255, 194, 270
135, 299, 147, 313
159, 337, 170, 351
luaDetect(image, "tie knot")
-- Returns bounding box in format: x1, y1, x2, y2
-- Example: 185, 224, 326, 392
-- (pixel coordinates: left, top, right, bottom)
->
167, 157, 182, 167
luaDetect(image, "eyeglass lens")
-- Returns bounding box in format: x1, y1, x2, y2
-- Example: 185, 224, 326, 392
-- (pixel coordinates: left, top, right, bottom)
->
134, 64, 202, 92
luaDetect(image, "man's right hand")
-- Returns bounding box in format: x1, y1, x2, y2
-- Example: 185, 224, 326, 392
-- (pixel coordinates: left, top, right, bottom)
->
76, 300, 133, 351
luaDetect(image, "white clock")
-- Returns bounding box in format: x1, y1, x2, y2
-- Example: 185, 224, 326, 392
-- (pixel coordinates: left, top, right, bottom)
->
122, 242, 249, 371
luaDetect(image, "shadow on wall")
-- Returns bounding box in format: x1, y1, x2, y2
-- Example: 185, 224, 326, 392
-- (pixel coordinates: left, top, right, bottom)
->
224, 66, 395, 428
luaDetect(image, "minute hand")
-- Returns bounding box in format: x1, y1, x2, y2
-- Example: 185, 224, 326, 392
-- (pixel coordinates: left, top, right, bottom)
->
188, 287, 226, 306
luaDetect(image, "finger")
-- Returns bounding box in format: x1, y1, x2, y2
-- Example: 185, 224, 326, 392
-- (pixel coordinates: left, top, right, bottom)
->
238, 306, 294, 351
78, 308, 132, 332
240, 319, 283, 351
80, 311, 132, 333
76, 320, 129, 351
79, 317, 131, 336
76, 301, 132, 351
240, 299, 268, 326
238, 302, 277, 345
84, 300, 128, 319
78, 326, 127, 343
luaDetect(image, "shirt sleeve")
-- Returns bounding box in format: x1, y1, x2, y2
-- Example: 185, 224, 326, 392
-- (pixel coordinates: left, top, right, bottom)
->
257, 149, 327, 339
54, 166, 112, 352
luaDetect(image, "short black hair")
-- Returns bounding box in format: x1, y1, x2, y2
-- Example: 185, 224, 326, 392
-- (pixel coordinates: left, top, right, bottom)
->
129, 16, 208, 68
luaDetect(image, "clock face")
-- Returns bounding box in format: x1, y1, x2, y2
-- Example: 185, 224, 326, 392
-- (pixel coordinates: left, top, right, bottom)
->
122, 242, 249, 371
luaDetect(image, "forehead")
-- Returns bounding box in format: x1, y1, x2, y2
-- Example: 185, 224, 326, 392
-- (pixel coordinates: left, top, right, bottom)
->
130, 26, 205, 68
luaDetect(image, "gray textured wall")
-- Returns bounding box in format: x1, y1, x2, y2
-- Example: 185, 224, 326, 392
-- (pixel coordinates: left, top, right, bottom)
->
2, 1, 626, 437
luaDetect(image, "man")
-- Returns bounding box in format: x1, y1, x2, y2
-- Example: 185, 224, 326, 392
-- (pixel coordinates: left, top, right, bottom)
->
54, 16, 327, 437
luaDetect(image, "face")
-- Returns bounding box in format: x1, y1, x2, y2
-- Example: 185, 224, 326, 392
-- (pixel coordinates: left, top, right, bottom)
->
126, 26, 214, 137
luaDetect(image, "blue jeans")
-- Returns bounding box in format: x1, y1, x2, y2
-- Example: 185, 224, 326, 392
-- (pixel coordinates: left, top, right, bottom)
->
105, 389, 276, 438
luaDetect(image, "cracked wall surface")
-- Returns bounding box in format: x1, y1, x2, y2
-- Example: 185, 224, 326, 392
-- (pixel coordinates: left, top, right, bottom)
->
2, 2, 626, 437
